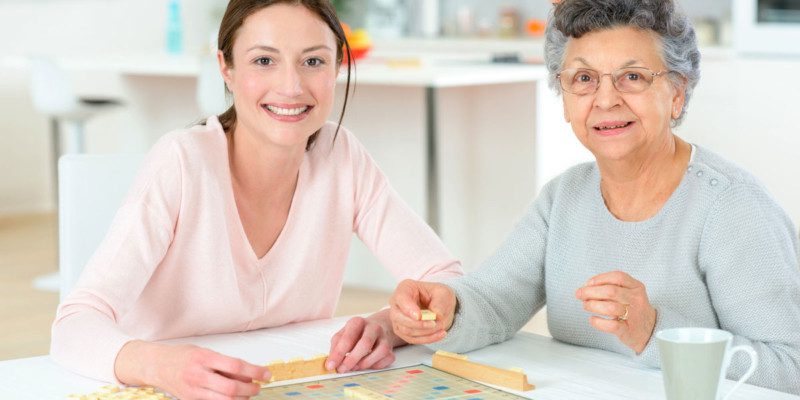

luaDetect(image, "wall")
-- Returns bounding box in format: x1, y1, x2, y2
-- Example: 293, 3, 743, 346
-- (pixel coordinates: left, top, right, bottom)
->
1, 1, 798, 277
437, 0, 730, 38
0, 0, 218, 214
0, 66, 51, 214
0, 0, 219, 57
680, 56, 800, 227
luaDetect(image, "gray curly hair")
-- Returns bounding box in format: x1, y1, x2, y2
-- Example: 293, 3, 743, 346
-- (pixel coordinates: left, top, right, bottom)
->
544, 0, 701, 126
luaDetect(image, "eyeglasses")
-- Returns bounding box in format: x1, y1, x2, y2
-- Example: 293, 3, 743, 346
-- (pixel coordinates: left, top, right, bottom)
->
556, 67, 670, 95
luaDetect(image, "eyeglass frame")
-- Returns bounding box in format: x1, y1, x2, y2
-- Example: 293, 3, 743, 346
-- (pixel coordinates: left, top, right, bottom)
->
555, 67, 672, 95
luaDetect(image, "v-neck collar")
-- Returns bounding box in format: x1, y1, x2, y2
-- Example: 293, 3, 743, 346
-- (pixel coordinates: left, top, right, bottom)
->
211, 116, 307, 266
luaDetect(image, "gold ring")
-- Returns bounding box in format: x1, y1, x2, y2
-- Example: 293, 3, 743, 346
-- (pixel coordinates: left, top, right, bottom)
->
617, 304, 629, 321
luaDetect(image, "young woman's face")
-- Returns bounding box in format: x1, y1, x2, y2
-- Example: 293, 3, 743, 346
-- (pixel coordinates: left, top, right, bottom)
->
220, 4, 338, 149
560, 27, 685, 162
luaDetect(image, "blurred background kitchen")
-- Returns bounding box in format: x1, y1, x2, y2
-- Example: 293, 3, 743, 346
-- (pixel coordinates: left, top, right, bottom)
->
1, 0, 798, 361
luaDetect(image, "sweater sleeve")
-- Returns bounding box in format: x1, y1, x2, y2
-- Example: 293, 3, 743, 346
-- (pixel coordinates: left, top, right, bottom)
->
426, 179, 556, 353
350, 134, 463, 282
640, 182, 800, 394
50, 135, 182, 383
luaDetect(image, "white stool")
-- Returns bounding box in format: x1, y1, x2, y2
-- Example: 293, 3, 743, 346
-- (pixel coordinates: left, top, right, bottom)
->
28, 58, 123, 292
29, 57, 122, 164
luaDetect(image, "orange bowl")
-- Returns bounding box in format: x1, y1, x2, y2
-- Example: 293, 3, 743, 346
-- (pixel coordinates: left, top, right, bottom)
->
526, 19, 546, 36
341, 22, 352, 37
350, 46, 371, 60
343, 46, 371, 65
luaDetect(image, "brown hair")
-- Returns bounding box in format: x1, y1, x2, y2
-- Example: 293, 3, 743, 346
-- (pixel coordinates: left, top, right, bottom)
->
213, 0, 352, 149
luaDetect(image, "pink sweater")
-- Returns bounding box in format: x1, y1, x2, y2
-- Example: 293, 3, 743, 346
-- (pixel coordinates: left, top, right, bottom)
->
50, 117, 463, 382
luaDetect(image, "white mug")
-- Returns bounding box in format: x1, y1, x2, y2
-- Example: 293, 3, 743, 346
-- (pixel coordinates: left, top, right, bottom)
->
656, 328, 758, 400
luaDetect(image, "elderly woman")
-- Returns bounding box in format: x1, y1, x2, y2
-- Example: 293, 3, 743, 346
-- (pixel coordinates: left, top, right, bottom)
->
388, 0, 800, 394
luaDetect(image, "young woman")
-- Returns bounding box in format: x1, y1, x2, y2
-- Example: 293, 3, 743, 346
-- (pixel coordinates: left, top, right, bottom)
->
50, 1, 462, 398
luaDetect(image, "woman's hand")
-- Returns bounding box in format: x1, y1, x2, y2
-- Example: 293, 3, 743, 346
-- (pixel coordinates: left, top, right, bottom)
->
326, 311, 399, 373
115, 340, 270, 399
388, 279, 457, 345
575, 271, 658, 354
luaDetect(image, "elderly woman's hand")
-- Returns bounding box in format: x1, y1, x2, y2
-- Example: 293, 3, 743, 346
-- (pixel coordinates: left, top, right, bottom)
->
389, 279, 456, 344
575, 271, 657, 354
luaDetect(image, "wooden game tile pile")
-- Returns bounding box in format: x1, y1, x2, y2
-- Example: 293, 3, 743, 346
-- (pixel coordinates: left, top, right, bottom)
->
67, 385, 169, 399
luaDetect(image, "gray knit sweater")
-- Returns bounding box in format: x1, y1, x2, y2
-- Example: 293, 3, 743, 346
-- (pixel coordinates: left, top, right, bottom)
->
432, 145, 800, 394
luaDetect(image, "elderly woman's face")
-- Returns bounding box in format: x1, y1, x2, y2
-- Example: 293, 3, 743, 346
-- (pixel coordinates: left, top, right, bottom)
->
561, 27, 685, 161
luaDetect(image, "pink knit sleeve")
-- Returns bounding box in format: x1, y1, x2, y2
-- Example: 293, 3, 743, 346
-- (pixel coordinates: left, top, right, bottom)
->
50, 135, 182, 383
347, 131, 464, 282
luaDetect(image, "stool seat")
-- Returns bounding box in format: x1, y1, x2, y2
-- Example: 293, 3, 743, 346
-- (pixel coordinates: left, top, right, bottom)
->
78, 97, 122, 107
29, 57, 123, 154
45, 97, 122, 123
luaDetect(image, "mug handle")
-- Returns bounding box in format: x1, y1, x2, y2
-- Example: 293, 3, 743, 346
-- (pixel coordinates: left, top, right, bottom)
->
722, 345, 759, 400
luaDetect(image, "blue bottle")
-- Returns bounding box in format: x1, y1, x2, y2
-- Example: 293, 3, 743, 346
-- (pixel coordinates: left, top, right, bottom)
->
166, 0, 184, 54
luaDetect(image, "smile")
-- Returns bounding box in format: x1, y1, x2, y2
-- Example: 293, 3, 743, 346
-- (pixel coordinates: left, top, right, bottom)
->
264, 105, 310, 116
594, 122, 632, 130
593, 121, 633, 137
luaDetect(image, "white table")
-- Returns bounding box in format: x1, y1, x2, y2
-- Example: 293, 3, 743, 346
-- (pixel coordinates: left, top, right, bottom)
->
41, 53, 569, 291
52, 54, 550, 234
3, 53, 585, 290
0, 316, 795, 399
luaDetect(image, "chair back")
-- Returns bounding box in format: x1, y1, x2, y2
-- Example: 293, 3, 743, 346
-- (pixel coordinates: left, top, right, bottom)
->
58, 154, 144, 300
29, 58, 78, 115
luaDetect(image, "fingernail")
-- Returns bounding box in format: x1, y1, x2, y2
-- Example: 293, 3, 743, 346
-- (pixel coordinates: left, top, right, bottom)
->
262, 370, 272, 380
325, 361, 335, 371
426, 321, 436, 328
339, 366, 349, 373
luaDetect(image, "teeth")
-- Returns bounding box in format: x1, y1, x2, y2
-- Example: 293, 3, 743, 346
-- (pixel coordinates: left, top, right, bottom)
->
599, 123, 628, 130
265, 105, 308, 116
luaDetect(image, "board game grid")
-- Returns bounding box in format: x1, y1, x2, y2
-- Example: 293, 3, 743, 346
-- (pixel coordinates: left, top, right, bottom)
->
255, 364, 529, 399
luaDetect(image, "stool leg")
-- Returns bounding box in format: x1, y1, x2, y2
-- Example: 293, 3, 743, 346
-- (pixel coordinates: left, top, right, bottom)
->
62, 120, 85, 154
50, 118, 61, 210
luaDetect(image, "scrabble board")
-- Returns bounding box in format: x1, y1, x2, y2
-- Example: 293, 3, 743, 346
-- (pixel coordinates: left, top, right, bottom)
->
255, 364, 528, 399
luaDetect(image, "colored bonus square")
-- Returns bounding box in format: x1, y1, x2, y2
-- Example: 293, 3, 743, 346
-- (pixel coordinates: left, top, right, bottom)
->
306, 384, 324, 389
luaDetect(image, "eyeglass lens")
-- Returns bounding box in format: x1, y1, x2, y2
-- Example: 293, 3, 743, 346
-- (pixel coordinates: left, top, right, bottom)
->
560, 67, 657, 94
